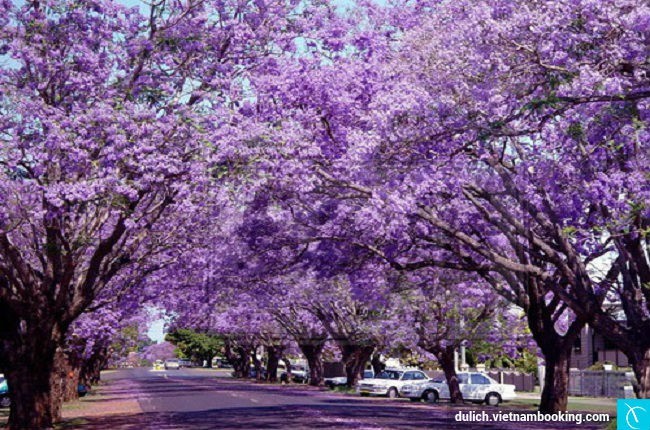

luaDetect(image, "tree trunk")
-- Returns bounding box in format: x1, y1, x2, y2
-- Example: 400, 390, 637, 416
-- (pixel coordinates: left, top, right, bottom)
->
266, 346, 281, 382
629, 347, 650, 398
233, 346, 250, 378
6, 365, 60, 430
300, 342, 325, 386
53, 348, 81, 403
5, 343, 60, 430
539, 347, 571, 413
252, 348, 263, 381
224, 341, 250, 379
438, 347, 463, 404
80, 347, 108, 387
522, 277, 584, 414
283, 356, 293, 383
341, 344, 374, 388
370, 354, 384, 376
0, 310, 67, 430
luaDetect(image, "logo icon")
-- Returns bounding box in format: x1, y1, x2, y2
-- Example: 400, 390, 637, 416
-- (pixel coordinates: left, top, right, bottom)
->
618, 399, 650, 430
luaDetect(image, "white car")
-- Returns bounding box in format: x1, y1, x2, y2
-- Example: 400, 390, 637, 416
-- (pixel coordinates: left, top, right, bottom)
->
325, 370, 374, 387
164, 359, 180, 370
400, 372, 516, 405
280, 364, 309, 383
357, 369, 429, 398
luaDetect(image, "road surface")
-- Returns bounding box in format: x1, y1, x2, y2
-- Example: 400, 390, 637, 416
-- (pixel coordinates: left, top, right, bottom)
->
70, 368, 608, 429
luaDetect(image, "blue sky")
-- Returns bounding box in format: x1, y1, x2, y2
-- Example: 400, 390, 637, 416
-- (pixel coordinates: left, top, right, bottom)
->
147, 318, 166, 343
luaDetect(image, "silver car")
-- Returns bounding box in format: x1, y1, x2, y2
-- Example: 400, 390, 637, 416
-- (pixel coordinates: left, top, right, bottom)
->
164, 359, 181, 370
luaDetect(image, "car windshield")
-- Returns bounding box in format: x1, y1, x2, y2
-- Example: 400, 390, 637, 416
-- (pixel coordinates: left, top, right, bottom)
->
480, 374, 497, 384
375, 370, 403, 380
166, 359, 178, 363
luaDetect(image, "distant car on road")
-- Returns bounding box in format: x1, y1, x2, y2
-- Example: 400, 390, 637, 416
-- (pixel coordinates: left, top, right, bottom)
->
213, 357, 234, 368
357, 369, 429, 398
0, 374, 10, 408
153, 360, 165, 370
399, 372, 516, 405
178, 359, 193, 368
164, 359, 180, 370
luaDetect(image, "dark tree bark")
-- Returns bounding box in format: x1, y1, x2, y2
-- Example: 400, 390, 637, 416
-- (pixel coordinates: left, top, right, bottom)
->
235, 347, 251, 378
1, 311, 64, 430
626, 347, 650, 398
523, 277, 584, 413
341, 344, 374, 388
6, 363, 58, 430
370, 354, 384, 376
299, 341, 326, 386
53, 348, 81, 403
224, 340, 251, 378
539, 347, 571, 413
79, 346, 108, 387
266, 345, 283, 382
437, 346, 463, 404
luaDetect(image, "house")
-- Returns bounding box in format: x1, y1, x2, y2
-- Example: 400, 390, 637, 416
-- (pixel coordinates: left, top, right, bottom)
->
570, 324, 628, 369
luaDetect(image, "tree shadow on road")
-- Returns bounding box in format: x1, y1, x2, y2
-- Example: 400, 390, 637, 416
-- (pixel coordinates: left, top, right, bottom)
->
97, 378, 335, 401
66, 403, 604, 430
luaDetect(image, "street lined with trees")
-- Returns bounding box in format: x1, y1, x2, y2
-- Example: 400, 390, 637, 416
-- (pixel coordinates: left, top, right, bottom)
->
0, 0, 648, 428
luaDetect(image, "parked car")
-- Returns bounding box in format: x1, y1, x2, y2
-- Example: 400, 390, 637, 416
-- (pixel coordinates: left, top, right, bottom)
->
357, 369, 429, 398
249, 365, 267, 379
164, 359, 180, 370
325, 369, 374, 387
399, 372, 516, 405
178, 359, 193, 368
280, 364, 309, 383
324, 376, 347, 387
0, 374, 10, 408
213, 357, 234, 368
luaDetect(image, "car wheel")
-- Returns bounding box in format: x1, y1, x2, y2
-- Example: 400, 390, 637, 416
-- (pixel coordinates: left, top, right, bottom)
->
0, 396, 10, 408
423, 390, 439, 404
387, 387, 398, 399
485, 392, 501, 406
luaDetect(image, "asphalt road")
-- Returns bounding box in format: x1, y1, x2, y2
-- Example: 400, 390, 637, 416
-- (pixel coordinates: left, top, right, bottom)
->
72, 368, 608, 429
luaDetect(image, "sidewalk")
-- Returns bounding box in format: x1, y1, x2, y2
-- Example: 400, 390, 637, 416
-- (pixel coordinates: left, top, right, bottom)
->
60, 374, 143, 426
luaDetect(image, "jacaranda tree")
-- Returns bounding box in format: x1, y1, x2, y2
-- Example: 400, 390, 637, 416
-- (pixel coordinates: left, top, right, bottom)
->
0, 0, 332, 427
